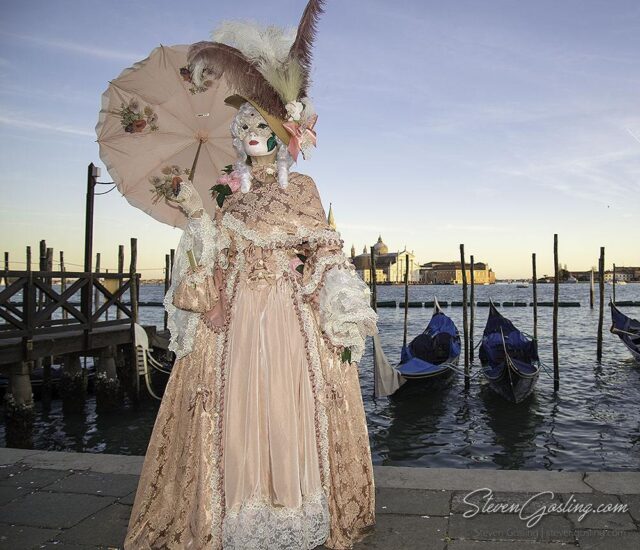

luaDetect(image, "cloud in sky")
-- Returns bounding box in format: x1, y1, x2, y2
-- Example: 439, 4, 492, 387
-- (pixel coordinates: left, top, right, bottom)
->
0, 31, 145, 62
0, 113, 94, 137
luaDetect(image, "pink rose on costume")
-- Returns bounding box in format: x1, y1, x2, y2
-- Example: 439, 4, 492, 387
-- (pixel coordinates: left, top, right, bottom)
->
289, 256, 304, 276
216, 171, 241, 193
227, 172, 241, 193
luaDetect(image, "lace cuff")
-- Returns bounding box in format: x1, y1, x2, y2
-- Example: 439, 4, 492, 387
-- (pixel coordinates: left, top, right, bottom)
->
317, 265, 378, 364
164, 211, 227, 359
299, 235, 350, 299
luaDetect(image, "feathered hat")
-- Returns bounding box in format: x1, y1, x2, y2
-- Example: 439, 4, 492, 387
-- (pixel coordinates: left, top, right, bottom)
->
187, 0, 324, 161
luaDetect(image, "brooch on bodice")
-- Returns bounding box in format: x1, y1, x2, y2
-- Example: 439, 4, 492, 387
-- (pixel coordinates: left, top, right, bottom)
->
250, 162, 277, 185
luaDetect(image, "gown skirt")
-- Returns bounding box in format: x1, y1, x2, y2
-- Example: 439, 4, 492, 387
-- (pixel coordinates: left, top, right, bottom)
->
124, 271, 360, 549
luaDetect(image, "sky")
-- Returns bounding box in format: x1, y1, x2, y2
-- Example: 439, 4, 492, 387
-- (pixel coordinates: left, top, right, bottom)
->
0, 0, 639, 279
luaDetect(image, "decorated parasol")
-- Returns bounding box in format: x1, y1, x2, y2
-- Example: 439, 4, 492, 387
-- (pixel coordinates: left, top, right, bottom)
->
95, 44, 237, 228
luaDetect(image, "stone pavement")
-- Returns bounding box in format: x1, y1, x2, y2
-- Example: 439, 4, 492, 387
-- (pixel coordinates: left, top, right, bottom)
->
0, 448, 638, 549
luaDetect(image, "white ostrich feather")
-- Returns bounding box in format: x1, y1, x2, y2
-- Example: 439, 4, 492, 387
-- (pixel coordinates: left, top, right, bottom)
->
213, 21, 296, 67
212, 20, 303, 104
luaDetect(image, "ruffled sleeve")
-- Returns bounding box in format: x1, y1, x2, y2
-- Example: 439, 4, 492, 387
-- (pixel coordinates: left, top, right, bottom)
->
295, 175, 378, 364
163, 210, 230, 359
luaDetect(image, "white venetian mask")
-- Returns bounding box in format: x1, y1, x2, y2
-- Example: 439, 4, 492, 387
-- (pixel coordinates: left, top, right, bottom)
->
234, 105, 278, 157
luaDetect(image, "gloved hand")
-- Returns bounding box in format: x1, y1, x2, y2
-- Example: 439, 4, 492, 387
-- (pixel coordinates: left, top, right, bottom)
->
172, 180, 204, 218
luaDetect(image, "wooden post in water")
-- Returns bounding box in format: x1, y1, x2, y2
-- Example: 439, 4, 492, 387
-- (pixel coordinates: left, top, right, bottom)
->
129, 237, 139, 399
164, 253, 171, 331
42, 246, 54, 409
460, 244, 469, 390
553, 234, 559, 392
369, 246, 377, 311
3, 252, 8, 286
94, 252, 101, 316
470, 255, 475, 361
532, 253, 538, 342
612, 263, 616, 303
130, 238, 138, 323
403, 255, 409, 348
26, 246, 31, 272
60, 251, 67, 320
597, 247, 605, 361
117, 245, 124, 320
589, 268, 595, 309
38, 240, 46, 309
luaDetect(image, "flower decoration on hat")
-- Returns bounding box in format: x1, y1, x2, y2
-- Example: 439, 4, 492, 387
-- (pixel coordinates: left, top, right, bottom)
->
187, 0, 325, 161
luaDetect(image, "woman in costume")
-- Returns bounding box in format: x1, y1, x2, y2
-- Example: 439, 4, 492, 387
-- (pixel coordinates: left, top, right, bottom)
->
124, 2, 378, 548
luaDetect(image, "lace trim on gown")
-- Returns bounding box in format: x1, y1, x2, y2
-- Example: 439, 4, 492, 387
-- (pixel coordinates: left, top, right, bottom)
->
222, 489, 330, 550
164, 212, 229, 359
318, 266, 378, 363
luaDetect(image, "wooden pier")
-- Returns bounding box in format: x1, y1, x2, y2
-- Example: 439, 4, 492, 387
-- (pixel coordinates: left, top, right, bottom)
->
0, 267, 169, 448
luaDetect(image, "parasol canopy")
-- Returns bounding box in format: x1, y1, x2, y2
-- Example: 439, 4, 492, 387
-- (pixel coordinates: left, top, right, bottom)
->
96, 44, 237, 228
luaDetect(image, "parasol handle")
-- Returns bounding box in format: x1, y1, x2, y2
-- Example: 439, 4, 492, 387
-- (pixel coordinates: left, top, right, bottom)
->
186, 249, 198, 270
189, 139, 205, 183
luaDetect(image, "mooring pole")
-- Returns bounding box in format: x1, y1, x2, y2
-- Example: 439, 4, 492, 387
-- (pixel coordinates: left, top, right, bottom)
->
82, 163, 97, 352
589, 268, 595, 309
403, 255, 409, 348
460, 244, 469, 390
612, 263, 616, 303
470, 255, 475, 361
597, 246, 605, 361
532, 252, 538, 342
553, 234, 559, 392
370, 246, 377, 312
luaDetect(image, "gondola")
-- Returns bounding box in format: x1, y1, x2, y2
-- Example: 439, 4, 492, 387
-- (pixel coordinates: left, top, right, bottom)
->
610, 301, 640, 362
397, 299, 461, 380
479, 301, 539, 403
373, 299, 460, 397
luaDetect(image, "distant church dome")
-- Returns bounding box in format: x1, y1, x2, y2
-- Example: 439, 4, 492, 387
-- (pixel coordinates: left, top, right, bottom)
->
373, 235, 388, 255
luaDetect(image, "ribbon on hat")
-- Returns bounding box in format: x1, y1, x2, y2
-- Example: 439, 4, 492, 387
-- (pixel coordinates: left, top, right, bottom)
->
283, 114, 318, 161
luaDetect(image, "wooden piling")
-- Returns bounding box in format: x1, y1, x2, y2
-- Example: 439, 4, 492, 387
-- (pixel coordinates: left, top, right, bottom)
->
38, 240, 46, 309
4, 361, 35, 448
612, 263, 616, 303
130, 238, 138, 323
60, 353, 87, 412
470, 254, 475, 361
553, 234, 559, 391
117, 245, 124, 320
60, 251, 67, 320
460, 244, 469, 389
370, 246, 377, 312
26, 245, 31, 272
94, 252, 101, 315
369, 246, 378, 399
402, 255, 409, 347
597, 246, 605, 361
3, 251, 8, 286
532, 253, 538, 342
42, 246, 54, 408
590, 268, 594, 309
95, 346, 120, 411
164, 253, 171, 331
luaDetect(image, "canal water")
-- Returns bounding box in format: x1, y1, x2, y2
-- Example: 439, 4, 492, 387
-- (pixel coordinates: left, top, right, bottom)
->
1, 282, 639, 471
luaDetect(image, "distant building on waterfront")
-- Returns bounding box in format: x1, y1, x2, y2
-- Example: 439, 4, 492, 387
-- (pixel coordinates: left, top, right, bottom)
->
571, 267, 640, 282
604, 266, 639, 282
350, 235, 419, 284
419, 261, 496, 284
